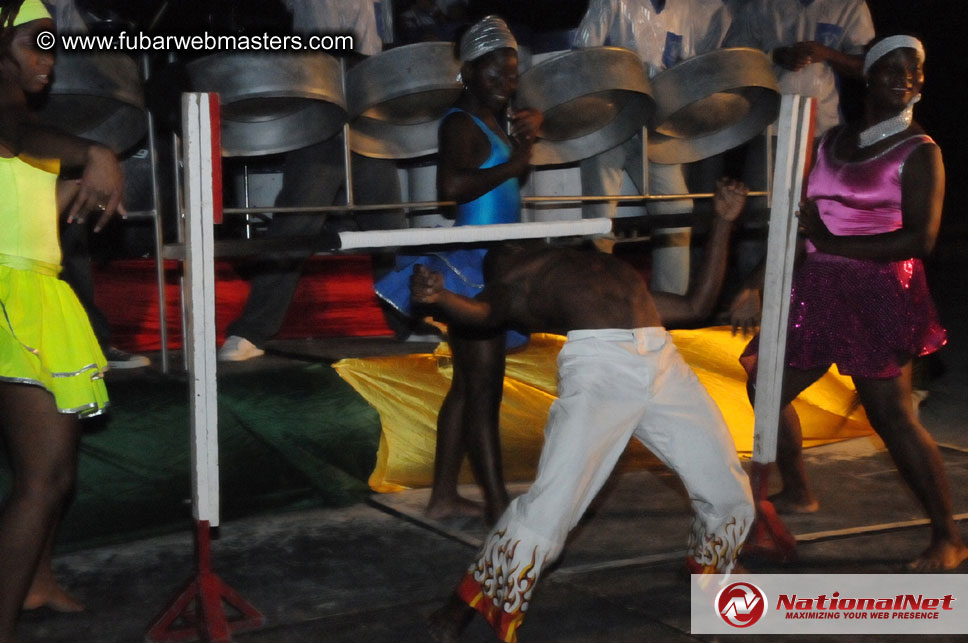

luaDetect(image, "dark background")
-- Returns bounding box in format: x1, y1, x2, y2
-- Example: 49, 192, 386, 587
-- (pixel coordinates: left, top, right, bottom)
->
72, 0, 966, 248
464, 0, 966, 244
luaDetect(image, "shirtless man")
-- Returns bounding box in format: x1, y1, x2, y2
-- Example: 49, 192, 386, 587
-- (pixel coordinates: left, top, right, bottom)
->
415, 178, 754, 642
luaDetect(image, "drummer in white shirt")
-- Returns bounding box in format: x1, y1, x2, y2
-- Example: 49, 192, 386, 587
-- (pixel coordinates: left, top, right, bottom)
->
573, 0, 733, 296
721, 0, 874, 317
218, 0, 405, 362
724, 0, 874, 138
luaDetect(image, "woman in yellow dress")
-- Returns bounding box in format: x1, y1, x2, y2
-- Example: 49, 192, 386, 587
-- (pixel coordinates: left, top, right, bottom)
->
1, 0, 124, 637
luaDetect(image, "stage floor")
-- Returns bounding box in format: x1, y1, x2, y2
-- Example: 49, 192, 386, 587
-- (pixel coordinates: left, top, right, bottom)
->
17, 448, 968, 643
14, 327, 968, 643
12, 258, 968, 642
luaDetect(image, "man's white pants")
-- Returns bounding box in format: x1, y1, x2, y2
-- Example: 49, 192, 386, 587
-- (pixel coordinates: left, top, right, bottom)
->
466, 328, 754, 622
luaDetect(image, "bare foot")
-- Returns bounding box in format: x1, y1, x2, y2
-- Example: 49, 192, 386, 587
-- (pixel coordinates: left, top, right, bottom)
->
22, 583, 84, 613
426, 496, 483, 522
768, 491, 819, 514
428, 595, 474, 643
907, 541, 968, 572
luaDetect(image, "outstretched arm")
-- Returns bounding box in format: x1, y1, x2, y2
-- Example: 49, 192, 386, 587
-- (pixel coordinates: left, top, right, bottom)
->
1, 92, 124, 228
410, 264, 509, 329
773, 42, 864, 79
652, 178, 748, 327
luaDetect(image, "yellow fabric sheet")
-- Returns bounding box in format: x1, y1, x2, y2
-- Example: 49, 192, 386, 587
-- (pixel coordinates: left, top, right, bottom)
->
333, 328, 873, 493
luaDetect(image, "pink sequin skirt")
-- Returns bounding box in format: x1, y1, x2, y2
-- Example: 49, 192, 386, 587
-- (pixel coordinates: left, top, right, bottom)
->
742, 252, 946, 379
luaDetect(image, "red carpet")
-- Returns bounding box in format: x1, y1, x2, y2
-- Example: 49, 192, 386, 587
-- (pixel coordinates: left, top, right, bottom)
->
93, 255, 392, 351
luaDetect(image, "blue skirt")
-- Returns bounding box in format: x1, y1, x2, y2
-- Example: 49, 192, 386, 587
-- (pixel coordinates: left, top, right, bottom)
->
374, 248, 528, 349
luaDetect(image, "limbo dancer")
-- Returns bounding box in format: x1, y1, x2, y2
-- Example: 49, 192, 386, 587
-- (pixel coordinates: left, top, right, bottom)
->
736, 35, 967, 571
419, 178, 754, 643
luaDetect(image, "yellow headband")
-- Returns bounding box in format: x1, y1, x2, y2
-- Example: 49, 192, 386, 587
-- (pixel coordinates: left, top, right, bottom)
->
12, 0, 52, 26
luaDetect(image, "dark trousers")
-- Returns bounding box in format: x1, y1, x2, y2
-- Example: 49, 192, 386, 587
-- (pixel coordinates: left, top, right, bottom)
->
226, 135, 404, 346
59, 220, 111, 350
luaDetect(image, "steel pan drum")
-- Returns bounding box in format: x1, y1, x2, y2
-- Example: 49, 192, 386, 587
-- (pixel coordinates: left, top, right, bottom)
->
187, 53, 347, 157
647, 48, 779, 165
515, 47, 654, 166
37, 53, 147, 154
346, 42, 462, 159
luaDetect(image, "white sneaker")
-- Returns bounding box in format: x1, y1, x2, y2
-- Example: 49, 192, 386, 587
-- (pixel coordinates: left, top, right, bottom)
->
104, 347, 151, 370
217, 336, 265, 362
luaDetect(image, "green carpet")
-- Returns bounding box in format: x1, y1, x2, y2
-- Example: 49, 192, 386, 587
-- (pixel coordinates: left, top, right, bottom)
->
0, 364, 383, 553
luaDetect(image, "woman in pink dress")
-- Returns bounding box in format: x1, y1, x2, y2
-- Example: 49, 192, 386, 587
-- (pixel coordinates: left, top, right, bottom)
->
738, 35, 967, 571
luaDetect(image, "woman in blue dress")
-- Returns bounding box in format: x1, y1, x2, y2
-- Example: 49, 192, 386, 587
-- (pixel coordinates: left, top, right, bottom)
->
375, 15, 542, 524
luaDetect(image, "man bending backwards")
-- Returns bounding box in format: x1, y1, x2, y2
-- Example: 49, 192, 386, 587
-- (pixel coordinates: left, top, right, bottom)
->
414, 178, 754, 642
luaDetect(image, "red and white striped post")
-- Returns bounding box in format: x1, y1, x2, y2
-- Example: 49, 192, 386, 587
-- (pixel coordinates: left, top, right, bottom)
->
147, 92, 263, 642
746, 94, 817, 561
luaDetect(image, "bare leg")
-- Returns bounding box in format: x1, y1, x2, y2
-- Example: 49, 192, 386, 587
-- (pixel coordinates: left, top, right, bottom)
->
769, 404, 819, 513
426, 329, 509, 524
0, 384, 82, 642
455, 333, 509, 525
426, 374, 481, 521
748, 366, 828, 513
853, 364, 968, 571
22, 523, 84, 612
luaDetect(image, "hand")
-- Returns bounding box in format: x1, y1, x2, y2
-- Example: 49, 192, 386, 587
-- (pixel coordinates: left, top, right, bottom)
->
795, 198, 831, 246
411, 264, 445, 305
774, 41, 826, 71
506, 138, 534, 176
505, 109, 542, 174
729, 287, 761, 337
712, 177, 748, 222
68, 145, 125, 232
508, 108, 542, 147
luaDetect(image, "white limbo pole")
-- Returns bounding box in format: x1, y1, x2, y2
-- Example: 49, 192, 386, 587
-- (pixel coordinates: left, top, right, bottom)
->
742, 94, 815, 563
148, 92, 264, 641
182, 92, 222, 526
752, 94, 815, 465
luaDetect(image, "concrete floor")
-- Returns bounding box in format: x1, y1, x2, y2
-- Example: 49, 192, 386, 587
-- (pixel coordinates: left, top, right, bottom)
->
15, 260, 968, 642
15, 343, 968, 643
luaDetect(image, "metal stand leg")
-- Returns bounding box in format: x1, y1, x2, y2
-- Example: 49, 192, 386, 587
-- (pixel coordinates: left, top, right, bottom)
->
140, 54, 171, 374
145, 521, 265, 642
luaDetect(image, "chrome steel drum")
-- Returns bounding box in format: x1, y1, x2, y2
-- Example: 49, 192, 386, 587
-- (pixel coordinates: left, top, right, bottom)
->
515, 47, 654, 166
37, 53, 147, 154
346, 42, 462, 159
647, 48, 780, 165
187, 53, 347, 157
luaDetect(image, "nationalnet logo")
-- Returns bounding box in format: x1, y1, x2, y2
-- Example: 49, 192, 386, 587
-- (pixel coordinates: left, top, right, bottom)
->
692, 574, 968, 634
716, 582, 768, 627
776, 591, 954, 621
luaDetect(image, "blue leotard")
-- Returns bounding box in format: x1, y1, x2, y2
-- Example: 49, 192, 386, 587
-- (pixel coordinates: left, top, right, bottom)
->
446, 108, 521, 227
374, 108, 527, 348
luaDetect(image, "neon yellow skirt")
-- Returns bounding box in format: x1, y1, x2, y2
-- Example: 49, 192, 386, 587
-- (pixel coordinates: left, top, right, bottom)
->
1, 258, 108, 417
